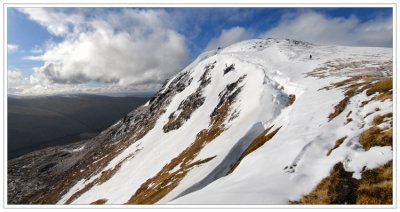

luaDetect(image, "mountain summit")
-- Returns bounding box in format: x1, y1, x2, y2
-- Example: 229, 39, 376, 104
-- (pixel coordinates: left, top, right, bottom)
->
9, 38, 393, 204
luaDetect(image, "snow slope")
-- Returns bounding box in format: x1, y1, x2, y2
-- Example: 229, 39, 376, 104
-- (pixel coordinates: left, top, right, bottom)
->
56, 38, 393, 204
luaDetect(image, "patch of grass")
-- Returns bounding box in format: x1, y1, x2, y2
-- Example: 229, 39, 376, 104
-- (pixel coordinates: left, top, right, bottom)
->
90, 198, 108, 204
328, 96, 351, 121
227, 126, 281, 175
299, 163, 359, 204
298, 161, 393, 205
358, 127, 392, 151
372, 113, 392, 126
331, 76, 364, 89
357, 161, 392, 204
364, 78, 393, 103
327, 77, 392, 121
321, 75, 392, 122
189, 156, 217, 167
326, 136, 347, 156
288, 94, 296, 106
372, 92, 392, 102
327, 78, 371, 121
365, 78, 392, 96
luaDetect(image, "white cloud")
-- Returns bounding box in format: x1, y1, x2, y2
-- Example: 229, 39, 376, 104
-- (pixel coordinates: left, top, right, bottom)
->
204, 27, 249, 51
8, 44, 19, 53
19, 8, 189, 94
19, 8, 86, 37
264, 11, 392, 47
8, 69, 23, 84
8, 69, 35, 96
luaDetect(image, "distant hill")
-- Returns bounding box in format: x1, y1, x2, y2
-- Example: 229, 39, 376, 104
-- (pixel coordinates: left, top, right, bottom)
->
8, 94, 149, 159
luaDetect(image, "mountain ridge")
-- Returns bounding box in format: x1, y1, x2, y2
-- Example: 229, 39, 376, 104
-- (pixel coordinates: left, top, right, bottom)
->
8, 38, 393, 205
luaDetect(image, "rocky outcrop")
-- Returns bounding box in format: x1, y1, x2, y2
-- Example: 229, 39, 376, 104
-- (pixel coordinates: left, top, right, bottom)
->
163, 62, 215, 133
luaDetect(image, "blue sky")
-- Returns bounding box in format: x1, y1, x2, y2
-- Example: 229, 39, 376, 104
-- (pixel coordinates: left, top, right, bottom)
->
7, 7, 393, 96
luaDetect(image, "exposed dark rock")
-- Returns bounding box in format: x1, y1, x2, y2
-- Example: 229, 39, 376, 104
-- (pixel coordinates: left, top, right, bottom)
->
223, 64, 235, 75
199, 61, 216, 87
163, 92, 205, 132
212, 75, 246, 117
285, 38, 311, 46
163, 62, 216, 133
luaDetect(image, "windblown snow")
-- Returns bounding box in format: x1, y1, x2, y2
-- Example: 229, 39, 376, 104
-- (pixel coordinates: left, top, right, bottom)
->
56, 38, 393, 204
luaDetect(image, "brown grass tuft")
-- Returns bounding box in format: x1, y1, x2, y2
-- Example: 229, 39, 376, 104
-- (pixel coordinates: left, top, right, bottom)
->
365, 78, 392, 96
298, 161, 392, 205
331, 76, 364, 88
90, 198, 108, 204
299, 163, 359, 204
288, 94, 296, 106
326, 136, 347, 156
372, 92, 392, 102
357, 161, 392, 204
227, 126, 281, 175
328, 96, 351, 121
324, 76, 392, 121
372, 113, 392, 126
358, 127, 392, 151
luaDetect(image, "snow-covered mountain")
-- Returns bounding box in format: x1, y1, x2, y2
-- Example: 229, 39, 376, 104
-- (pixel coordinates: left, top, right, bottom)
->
9, 38, 393, 205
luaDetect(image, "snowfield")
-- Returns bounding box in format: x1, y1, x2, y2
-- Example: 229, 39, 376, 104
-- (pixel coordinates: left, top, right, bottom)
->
56, 38, 393, 205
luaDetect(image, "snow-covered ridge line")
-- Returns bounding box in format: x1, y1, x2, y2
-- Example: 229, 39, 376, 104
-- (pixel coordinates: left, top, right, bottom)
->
13, 38, 391, 205
73, 39, 392, 204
